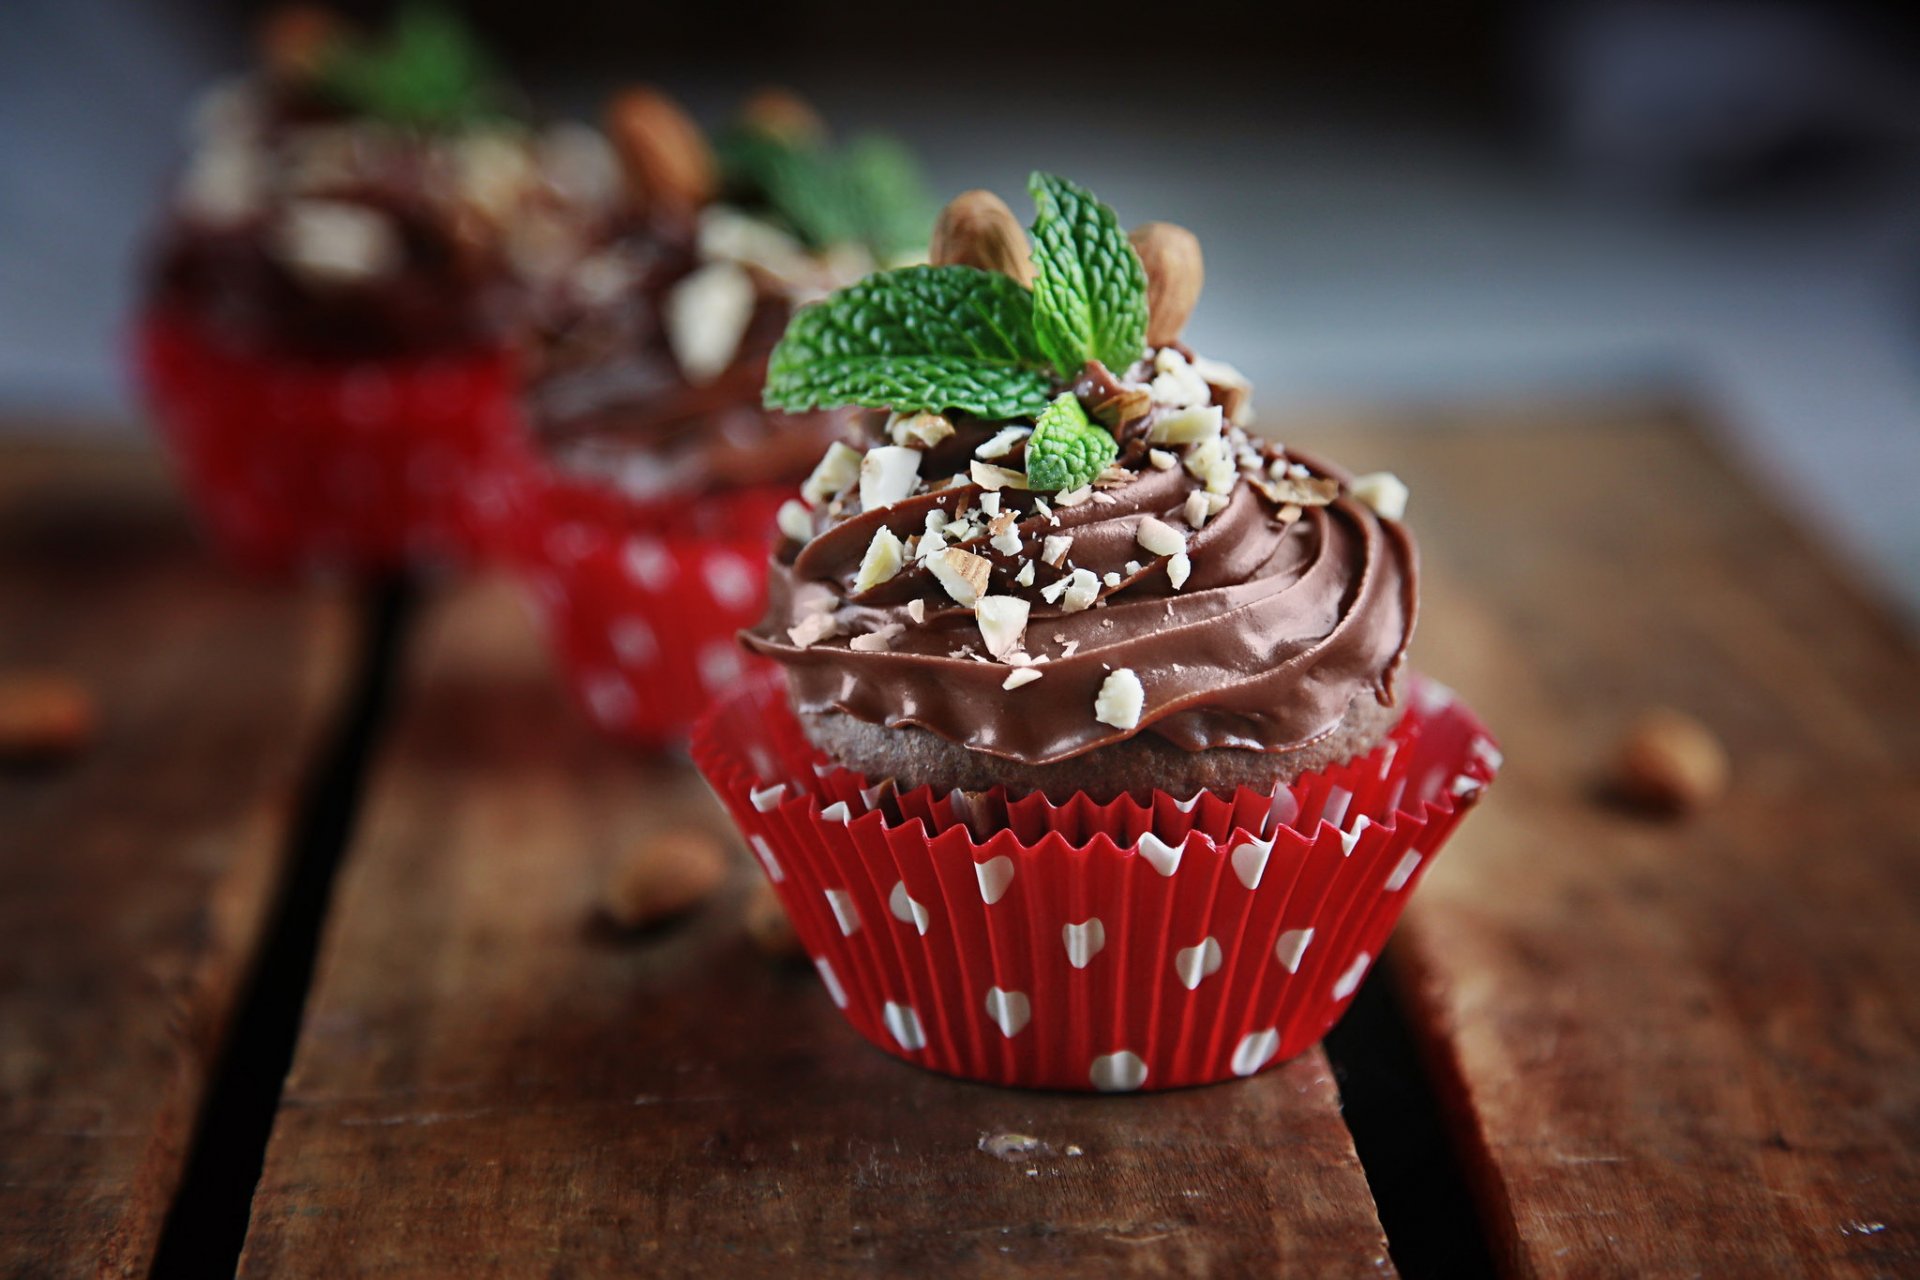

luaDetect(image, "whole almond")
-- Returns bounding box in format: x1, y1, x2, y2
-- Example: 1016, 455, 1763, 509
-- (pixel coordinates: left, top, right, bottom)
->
930, 190, 1033, 286
738, 87, 828, 146
601, 827, 728, 928
258, 5, 342, 82
0, 672, 95, 766
1129, 221, 1204, 346
744, 880, 804, 960
604, 87, 716, 216
1611, 708, 1729, 815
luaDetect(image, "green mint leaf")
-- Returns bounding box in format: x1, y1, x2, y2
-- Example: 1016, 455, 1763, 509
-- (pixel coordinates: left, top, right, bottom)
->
764, 265, 1054, 418
838, 135, 936, 261
1024, 392, 1117, 492
315, 3, 503, 129
1027, 172, 1149, 376
717, 130, 932, 262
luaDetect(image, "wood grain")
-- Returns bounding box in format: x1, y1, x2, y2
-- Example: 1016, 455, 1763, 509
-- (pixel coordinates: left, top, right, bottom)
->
1288, 402, 1920, 1278
237, 578, 1396, 1278
0, 443, 354, 1278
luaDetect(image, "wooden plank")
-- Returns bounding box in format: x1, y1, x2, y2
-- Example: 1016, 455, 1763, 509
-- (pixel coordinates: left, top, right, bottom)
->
1291, 402, 1920, 1278
0, 442, 355, 1278
237, 578, 1396, 1278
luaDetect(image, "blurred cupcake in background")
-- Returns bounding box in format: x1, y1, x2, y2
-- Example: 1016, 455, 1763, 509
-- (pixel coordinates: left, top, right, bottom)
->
514, 85, 932, 746
695, 174, 1499, 1091
135, 3, 622, 576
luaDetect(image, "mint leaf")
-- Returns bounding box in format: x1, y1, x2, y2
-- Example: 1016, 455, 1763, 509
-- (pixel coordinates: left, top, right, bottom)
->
764, 265, 1054, 418
1027, 172, 1149, 376
1025, 393, 1117, 492
839, 136, 936, 261
716, 131, 932, 262
315, 3, 504, 129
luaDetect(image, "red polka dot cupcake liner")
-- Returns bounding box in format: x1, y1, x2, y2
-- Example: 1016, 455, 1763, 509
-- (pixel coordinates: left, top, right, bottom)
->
134, 311, 535, 577
692, 675, 1500, 1092
510, 472, 791, 748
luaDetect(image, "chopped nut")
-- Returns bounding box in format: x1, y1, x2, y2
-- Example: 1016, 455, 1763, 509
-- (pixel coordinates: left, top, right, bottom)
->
1095, 465, 1132, 487
1149, 348, 1212, 408
890, 411, 956, 450
604, 86, 716, 215
776, 499, 813, 543
1260, 473, 1340, 507
273, 200, 401, 286
1090, 492, 1117, 506
0, 673, 94, 765
1147, 404, 1223, 446
1054, 485, 1092, 507
1124, 560, 1142, 576
1041, 534, 1073, 567
854, 526, 904, 593
915, 526, 947, 560
849, 624, 902, 652
970, 460, 1028, 491
802, 441, 861, 505
601, 827, 728, 929
665, 261, 755, 384
1135, 516, 1187, 558
1039, 576, 1070, 604
979, 492, 1002, 518
929, 548, 992, 606
1002, 668, 1044, 690
860, 445, 922, 511
1184, 436, 1236, 495
1191, 354, 1255, 425
1350, 471, 1409, 520
1148, 449, 1178, 471
1167, 553, 1192, 589
1014, 561, 1036, 587
1094, 668, 1145, 731
1183, 491, 1212, 529
1103, 571, 1122, 588
1611, 709, 1729, 815
906, 599, 927, 624
975, 427, 1031, 460
744, 880, 804, 960
1060, 568, 1100, 612
1276, 503, 1303, 525
975, 596, 1030, 658
787, 612, 840, 649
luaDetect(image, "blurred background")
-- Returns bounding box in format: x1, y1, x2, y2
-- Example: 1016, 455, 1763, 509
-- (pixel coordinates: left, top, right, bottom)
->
4, 0, 1918, 616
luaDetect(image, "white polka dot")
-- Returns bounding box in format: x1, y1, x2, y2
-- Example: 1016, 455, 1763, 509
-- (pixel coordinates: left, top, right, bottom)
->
984, 987, 1031, 1038
702, 550, 757, 610
1062, 918, 1105, 969
1384, 850, 1422, 892
1090, 1050, 1148, 1092
545, 521, 598, 564
824, 888, 861, 936
974, 855, 1015, 905
888, 882, 930, 935
1174, 937, 1224, 990
622, 536, 676, 590
1231, 1028, 1281, 1076
1136, 832, 1184, 877
580, 671, 633, 727
1332, 951, 1372, 1001
813, 956, 848, 1008
609, 616, 658, 666
748, 783, 786, 813
1230, 835, 1273, 890
749, 834, 783, 883
697, 641, 744, 693
882, 1001, 927, 1051
1275, 927, 1314, 973
819, 801, 852, 824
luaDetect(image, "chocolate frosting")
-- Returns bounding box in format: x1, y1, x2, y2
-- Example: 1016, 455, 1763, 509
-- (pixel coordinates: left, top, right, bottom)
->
743, 402, 1419, 765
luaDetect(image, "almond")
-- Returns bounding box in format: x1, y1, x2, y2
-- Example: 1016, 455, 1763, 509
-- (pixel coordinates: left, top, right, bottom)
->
258, 5, 341, 82
1129, 222, 1204, 346
604, 86, 715, 216
1611, 708, 1729, 815
601, 827, 729, 928
930, 190, 1034, 286
737, 86, 827, 146
0, 673, 94, 765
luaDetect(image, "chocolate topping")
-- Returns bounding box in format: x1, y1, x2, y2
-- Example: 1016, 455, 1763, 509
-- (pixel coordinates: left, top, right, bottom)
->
742, 358, 1419, 766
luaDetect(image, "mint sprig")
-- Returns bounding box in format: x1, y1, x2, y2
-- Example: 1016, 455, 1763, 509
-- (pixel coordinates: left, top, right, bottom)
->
763, 266, 1054, 418
1025, 393, 1117, 492
762, 171, 1151, 427
717, 130, 933, 262
1027, 173, 1149, 376
314, 3, 504, 130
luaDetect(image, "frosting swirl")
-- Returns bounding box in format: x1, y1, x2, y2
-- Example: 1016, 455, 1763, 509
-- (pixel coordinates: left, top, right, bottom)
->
743, 353, 1418, 765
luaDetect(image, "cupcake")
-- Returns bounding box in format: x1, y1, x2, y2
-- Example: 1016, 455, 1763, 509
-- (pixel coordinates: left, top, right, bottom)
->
693, 174, 1500, 1091
512, 86, 933, 745
134, 4, 618, 575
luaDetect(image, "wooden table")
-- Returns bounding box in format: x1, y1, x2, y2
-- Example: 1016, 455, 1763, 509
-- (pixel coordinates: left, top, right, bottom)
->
4, 401, 1916, 1278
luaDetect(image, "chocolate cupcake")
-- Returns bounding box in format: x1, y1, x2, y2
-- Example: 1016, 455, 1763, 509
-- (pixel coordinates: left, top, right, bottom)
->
511, 87, 934, 745
694, 174, 1499, 1091
136, 4, 616, 574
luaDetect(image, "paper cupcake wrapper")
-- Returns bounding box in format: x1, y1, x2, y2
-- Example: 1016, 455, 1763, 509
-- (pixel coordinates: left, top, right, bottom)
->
692, 675, 1499, 1091
511, 470, 790, 748
134, 311, 534, 577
